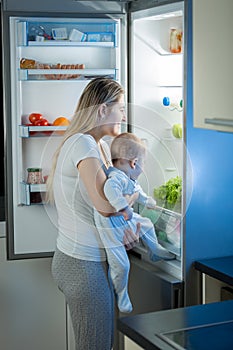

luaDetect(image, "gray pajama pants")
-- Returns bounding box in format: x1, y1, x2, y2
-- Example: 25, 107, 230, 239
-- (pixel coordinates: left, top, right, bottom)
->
51, 249, 114, 350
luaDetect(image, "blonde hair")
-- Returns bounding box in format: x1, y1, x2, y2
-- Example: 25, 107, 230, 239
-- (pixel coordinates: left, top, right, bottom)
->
46, 77, 124, 203
111, 132, 146, 163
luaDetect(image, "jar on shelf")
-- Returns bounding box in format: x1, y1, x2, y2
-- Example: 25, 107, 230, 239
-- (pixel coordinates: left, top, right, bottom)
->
27, 168, 43, 203
169, 28, 182, 54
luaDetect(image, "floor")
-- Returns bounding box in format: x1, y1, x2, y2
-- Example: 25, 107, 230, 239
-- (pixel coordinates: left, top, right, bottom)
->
125, 337, 143, 350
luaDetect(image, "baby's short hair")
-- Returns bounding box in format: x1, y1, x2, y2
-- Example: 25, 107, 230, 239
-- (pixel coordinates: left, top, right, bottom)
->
111, 132, 146, 162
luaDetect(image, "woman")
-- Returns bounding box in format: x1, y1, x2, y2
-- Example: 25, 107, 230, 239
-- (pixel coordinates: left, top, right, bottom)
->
46, 77, 140, 350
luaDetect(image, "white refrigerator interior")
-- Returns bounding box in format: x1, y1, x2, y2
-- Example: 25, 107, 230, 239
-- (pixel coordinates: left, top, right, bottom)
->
9, 16, 122, 257
129, 2, 184, 279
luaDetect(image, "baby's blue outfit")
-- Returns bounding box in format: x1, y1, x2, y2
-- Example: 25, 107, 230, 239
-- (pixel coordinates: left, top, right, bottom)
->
94, 167, 174, 313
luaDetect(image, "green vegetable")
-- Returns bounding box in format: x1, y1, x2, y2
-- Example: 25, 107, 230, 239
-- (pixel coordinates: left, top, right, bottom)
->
157, 231, 169, 242
153, 176, 182, 212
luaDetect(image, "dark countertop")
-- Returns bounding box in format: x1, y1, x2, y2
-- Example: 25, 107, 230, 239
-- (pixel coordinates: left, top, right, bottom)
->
194, 255, 233, 285
118, 300, 233, 349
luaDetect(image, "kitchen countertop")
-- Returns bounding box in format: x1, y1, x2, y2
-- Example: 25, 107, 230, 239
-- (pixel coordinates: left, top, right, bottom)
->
118, 300, 233, 349
194, 255, 233, 286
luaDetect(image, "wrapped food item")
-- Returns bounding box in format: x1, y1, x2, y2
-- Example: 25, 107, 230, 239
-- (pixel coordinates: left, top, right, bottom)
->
20, 58, 85, 70
20, 58, 53, 69
20, 58, 85, 80
20, 58, 37, 69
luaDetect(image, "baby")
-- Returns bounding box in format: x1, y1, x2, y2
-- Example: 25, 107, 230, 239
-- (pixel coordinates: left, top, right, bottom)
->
94, 132, 175, 313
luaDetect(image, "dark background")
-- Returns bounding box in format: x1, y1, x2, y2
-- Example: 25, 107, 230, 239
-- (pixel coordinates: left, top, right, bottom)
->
0, 7, 6, 220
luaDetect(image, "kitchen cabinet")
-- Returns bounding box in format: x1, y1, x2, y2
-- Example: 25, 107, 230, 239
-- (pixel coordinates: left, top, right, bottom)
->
193, 0, 233, 132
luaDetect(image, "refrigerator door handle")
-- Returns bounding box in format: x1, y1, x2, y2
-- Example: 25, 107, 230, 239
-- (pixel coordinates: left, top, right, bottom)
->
205, 118, 233, 128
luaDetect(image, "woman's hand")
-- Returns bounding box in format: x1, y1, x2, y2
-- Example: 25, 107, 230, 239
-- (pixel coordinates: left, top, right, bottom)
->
123, 223, 141, 250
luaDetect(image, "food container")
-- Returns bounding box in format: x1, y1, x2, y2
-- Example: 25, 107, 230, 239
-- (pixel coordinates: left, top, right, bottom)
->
69, 29, 86, 42
52, 27, 68, 40
27, 168, 43, 184
169, 28, 182, 53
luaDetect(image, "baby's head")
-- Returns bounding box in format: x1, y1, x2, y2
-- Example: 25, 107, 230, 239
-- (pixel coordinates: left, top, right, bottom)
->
111, 132, 146, 180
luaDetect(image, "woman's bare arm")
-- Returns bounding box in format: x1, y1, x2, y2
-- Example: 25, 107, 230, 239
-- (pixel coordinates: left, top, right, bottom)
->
78, 157, 115, 216
78, 157, 140, 248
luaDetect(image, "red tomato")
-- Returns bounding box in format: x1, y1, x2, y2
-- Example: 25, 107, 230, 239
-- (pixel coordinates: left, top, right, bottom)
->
29, 113, 43, 124
34, 118, 49, 126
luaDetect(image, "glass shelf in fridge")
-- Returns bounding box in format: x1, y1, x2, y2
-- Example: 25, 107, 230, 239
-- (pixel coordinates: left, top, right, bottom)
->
18, 68, 116, 81
27, 40, 115, 47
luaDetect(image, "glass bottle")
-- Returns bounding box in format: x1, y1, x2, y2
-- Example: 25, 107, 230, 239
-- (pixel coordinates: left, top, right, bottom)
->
169, 28, 182, 54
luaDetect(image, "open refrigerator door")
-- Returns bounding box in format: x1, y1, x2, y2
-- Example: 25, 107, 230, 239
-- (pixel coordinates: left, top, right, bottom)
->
128, 1, 185, 280
6, 15, 124, 259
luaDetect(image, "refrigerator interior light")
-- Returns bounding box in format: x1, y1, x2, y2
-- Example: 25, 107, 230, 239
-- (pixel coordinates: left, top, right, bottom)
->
137, 10, 183, 22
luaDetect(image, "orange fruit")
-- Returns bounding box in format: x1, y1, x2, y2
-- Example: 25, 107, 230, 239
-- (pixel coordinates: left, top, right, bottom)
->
52, 116, 70, 135
52, 116, 70, 126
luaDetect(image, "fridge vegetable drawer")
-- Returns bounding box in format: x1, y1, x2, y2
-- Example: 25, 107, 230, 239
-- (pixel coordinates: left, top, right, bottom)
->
138, 205, 181, 257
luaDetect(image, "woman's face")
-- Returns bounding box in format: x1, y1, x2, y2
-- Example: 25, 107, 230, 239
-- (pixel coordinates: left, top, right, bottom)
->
101, 94, 126, 137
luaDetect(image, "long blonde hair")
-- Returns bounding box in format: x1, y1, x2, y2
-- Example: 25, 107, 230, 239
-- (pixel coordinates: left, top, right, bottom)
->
46, 77, 124, 203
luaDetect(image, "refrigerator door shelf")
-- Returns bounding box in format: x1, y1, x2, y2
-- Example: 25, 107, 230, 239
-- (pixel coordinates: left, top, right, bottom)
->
20, 182, 47, 206
134, 32, 183, 57
153, 47, 183, 57
19, 125, 67, 138
18, 69, 116, 81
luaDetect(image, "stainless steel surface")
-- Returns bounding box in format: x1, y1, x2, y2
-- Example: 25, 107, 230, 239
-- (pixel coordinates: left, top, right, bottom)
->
127, 255, 183, 316
205, 118, 233, 127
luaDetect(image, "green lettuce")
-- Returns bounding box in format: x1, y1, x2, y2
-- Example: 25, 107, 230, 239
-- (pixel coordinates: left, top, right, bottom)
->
153, 176, 182, 212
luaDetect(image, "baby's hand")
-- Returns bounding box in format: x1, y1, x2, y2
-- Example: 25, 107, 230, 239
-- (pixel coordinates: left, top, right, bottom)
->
145, 197, 157, 209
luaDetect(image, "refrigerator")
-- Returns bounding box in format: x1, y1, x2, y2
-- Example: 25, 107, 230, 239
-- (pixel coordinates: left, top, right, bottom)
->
3, 0, 233, 349
2, 0, 185, 304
